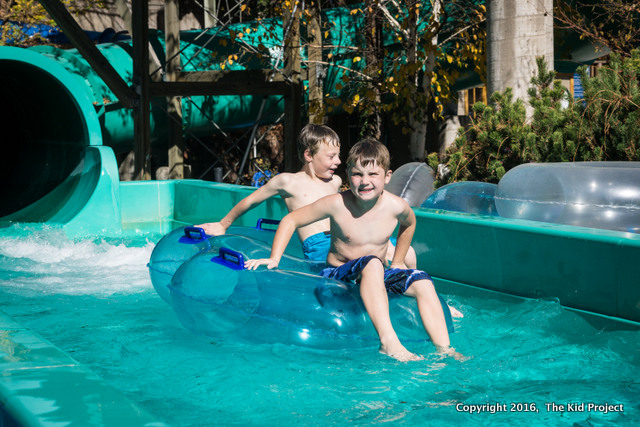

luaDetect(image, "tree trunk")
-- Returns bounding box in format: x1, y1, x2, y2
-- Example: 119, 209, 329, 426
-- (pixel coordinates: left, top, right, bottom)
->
363, 0, 383, 140
408, 0, 440, 161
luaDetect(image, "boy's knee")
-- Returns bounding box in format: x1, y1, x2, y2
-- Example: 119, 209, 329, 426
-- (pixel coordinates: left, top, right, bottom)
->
359, 257, 386, 289
362, 257, 385, 274
406, 278, 435, 297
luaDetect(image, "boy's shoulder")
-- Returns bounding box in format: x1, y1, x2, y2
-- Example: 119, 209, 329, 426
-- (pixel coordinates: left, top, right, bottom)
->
266, 170, 339, 195
381, 190, 411, 211
266, 168, 342, 193
264, 171, 304, 187
290, 169, 342, 188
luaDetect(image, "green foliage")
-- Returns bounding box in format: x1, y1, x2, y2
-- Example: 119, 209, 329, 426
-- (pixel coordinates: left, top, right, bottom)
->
526, 57, 583, 163
438, 87, 530, 184
339, 0, 486, 137
435, 53, 640, 187
575, 51, 640, 161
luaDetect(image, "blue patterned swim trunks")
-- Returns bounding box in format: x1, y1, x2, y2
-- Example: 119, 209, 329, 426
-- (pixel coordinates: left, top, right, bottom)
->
319, 255, 431, 295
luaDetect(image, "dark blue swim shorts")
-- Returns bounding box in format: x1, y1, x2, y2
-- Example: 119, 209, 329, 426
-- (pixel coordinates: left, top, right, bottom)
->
319, 255, 431, 295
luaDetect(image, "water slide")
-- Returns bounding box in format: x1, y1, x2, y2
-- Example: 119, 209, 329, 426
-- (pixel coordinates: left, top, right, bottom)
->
0, 31, 284, 233
0, 46, 121, 230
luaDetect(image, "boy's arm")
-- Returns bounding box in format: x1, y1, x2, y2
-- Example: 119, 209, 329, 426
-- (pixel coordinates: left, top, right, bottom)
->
245, 196, 334, 270
389, 204, 416, 269
244, 213, 297, 270
196, 175, 288, 235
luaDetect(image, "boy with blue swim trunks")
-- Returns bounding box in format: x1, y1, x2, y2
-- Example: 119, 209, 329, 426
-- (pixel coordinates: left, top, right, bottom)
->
197, 124, 417, 268
246, 139, 462, 362
197, 124, 343, 250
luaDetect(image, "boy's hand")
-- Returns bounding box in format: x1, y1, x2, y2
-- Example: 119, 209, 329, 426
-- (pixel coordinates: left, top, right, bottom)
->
245, 258, 279, 270
389, 262, 408, 270
195, 222, 226, 236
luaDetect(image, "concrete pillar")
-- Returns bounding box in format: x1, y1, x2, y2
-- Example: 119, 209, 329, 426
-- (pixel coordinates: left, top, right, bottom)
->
204, 0, 218, 28
486, 0, 554, 118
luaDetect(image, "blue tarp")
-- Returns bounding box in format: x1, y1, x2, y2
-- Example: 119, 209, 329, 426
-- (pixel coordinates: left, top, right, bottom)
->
0, 20, 130, 45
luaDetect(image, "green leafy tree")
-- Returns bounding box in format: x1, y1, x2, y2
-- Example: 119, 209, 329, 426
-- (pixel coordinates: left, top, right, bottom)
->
427, 87, 530, 184
526, 58, 582, 163
329, 0, 485, 156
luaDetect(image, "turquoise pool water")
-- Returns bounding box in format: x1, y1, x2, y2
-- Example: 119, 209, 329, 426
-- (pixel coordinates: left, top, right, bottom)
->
1, 224, 639, 426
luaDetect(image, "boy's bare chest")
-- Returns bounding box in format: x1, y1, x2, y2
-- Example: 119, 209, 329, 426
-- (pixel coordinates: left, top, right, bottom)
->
334, 208, 397, 243
288, 180, 335, 208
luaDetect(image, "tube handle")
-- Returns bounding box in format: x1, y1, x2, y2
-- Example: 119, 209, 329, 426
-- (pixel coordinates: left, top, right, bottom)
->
179, 226, 209, 244
255, 218, 280, 231
212, 247, 246, 270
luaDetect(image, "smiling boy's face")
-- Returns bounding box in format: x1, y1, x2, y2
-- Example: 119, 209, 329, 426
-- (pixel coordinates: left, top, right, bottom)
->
348, 160, 392, 201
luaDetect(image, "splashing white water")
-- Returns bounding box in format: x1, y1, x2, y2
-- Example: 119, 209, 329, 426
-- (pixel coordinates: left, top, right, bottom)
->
0, 224, 156, 296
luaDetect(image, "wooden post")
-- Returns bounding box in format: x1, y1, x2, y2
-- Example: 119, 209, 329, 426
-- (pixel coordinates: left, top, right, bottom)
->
307, 1, 323, 124
114, 0, 163, 78
132, 0, 152, 180
283, 1, 302, 172
165, 0, 184, 179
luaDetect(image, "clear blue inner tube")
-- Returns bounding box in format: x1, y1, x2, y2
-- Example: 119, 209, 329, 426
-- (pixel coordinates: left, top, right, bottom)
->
148, 223, 454, 349
495, 162, 640, 233
148, 220, 302, 303
422, 181, 498, 216
421, 162, 640, 233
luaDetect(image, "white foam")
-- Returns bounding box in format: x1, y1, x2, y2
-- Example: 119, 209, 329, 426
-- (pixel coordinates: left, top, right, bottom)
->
0, 226, 156, 296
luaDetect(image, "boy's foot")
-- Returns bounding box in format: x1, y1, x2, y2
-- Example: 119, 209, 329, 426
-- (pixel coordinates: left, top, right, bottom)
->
437, 346, 469, 362
380, 343, 424, 362
448, 305, 464, 318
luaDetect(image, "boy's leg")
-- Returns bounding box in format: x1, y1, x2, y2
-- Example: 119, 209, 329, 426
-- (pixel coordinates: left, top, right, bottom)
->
403, 279, 451, 349
359, 258, 422, 362
403, 246, 417, 269
385, 242, 418, 269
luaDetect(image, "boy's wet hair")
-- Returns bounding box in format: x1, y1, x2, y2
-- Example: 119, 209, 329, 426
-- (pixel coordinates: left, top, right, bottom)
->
297, 123, 340, 161
347, 138, 391, 171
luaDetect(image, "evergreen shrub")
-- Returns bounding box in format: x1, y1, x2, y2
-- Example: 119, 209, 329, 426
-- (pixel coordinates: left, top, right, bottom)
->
429, 51, 640, 187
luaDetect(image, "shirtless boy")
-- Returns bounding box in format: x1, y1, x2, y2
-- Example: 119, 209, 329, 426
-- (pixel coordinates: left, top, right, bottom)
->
197, 124, 342, 257
246, 138, 458, 362
197, 124, 417, 268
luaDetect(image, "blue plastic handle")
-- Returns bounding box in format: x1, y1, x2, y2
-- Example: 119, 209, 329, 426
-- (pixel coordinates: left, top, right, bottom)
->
178, 226, 209, 244
184, 226, 207, 240
255, 218, 280, 231
211, 247, 246, 270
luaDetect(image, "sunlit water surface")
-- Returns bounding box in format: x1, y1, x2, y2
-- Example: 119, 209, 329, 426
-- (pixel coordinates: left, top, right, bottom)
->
0, 224, 638, 426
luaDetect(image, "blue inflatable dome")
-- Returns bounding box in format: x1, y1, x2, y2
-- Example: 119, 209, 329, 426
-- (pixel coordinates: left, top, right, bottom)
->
421, 181, 498, 216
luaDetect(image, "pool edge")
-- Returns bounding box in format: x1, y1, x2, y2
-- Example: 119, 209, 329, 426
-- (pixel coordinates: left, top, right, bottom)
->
0, 309, 169, 426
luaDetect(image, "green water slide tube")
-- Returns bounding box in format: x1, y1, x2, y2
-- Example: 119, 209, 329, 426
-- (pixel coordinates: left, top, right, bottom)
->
0, 46, 122, 233
0, 29, 284, 233
0, 5, 497, 232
